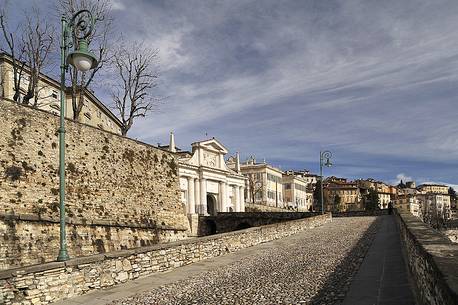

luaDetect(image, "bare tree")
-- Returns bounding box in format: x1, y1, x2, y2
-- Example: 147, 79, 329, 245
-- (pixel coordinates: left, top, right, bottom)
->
57, 0, 113, 121
247, 173, 264, 205
21, 7, 55, 107
0, 3, 26, 102
111, 42, 159, 136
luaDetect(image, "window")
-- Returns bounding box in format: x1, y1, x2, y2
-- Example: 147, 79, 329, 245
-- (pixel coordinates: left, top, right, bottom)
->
285, 183, 291, 190
52, 91, 58, 99
84, 112, 92, 120
50, 104, 60, 110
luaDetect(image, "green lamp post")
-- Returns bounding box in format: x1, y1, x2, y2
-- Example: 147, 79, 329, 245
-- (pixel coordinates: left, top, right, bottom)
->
319, 150, 333, 215
57, 10, 98, 262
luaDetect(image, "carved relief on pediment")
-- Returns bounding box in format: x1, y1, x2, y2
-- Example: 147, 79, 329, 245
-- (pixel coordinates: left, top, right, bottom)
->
203, 151, 218, 168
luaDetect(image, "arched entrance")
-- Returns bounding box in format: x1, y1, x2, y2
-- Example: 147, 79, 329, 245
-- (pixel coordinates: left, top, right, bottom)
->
207, 194, 217, 215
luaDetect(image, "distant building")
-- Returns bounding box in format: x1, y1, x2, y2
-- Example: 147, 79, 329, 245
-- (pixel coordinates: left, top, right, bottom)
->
417, 184, 449, 195
282, 171, 313, 211
0, 52, 122, 134
324, 180, 363, 212
357, 179, 392, 209
235, 157, 284, 208
395, 192, 421, 217
165, 133, 246, 215
418, 193, 452, 221
293, 169, 319, 186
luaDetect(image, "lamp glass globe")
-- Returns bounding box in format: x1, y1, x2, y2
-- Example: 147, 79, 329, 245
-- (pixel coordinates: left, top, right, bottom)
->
72, 54, 93, 72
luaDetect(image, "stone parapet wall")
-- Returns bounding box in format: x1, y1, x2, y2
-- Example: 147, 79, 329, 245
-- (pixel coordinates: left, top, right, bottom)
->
332, 210, 389, 217
395, 211, 458, 305
443, 229, 458, 244
245, 203, 292, 212
199, 212, 321, 235
0, 100, 189, 270
0, 213, 331, 305
0, 214, 188, 270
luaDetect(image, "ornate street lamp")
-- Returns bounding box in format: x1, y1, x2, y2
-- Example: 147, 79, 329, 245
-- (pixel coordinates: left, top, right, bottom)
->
57, 10, 98, 262
319, 150, 332, 215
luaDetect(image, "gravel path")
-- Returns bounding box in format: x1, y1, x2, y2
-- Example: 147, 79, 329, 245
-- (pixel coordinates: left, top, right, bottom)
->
110, 217, 380, 305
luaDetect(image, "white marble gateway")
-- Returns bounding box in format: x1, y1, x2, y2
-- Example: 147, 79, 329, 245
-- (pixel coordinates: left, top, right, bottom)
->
166, 133, 246, 215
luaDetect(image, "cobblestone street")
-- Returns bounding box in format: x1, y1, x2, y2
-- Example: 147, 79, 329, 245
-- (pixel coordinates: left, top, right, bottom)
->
107, 217, 379, 305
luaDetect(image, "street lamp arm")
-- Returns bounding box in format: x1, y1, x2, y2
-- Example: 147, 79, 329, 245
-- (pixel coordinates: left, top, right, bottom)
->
320, 150, 332, 161
69, 9, 94, 41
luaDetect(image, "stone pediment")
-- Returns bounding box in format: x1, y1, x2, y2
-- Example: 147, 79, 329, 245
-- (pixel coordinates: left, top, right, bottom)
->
193, 138, 229, 155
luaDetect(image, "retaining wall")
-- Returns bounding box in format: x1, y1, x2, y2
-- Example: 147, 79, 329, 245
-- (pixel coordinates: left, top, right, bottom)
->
0, 100, 189, 270
395, 211, 458, 305
0, 213, 331, 305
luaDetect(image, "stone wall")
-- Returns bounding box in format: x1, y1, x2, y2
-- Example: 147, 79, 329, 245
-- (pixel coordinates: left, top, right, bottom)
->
245, 203, 291, 212
0, 213, 331, 305
198, 212, 321, 235
443, 229, 458, 244
332, 210, 389, 217
0, 100, 189, 270
395, 211, 458, 305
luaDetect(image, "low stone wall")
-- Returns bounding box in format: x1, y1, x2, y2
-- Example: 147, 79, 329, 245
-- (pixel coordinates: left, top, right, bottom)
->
395, 211, 458, 305
0, 213, 188, 269
332, 210, 389, 217
199, 212, 321, 236
443, 229, 458, 244
0, 213, 331, 305
245, 203, 291, 212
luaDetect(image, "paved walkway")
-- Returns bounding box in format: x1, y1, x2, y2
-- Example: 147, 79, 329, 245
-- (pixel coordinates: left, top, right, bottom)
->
54, 216, 415, 305
341, 215, 416, 305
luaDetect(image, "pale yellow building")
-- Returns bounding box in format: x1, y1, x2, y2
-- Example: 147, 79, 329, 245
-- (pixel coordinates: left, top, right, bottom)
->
324, 181, 363, 212
417, 184, 449, 195
357, 179, 392, 209
282, 171, 312, 211
0, 53, 122, 134
238, 157, 284, 208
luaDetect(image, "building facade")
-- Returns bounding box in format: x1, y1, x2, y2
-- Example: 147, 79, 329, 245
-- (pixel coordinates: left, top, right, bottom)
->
417, 193, 452, 220
0, 53, 122, 134
169, 134, 246, 215
324, 181, 363, 212
282, 171, 312, 211
395, 193, 421, 217
357, 179, 392, 209
237, 157, 284, 208
417, 184, 449, 195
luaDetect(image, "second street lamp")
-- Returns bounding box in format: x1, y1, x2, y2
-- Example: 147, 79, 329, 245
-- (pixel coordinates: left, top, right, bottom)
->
57, 9, 98, 262
319, 150, 333, 215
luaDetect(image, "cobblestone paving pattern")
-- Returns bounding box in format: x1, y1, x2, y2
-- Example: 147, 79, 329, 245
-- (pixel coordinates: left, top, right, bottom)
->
110, 217, 380, 305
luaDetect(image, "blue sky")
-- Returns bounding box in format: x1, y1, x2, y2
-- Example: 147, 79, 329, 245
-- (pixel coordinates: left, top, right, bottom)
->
5, 0, 458, 187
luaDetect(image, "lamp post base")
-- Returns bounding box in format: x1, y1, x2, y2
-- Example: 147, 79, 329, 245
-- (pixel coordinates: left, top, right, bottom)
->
57, 249, 69, 261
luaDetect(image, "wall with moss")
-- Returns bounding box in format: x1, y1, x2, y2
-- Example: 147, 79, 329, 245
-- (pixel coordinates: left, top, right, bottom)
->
0, 100, 189, 270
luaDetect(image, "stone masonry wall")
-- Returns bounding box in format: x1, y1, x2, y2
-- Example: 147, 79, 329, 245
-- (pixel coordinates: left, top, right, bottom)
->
0, 101, 189, 270
395, 211, 458, 305
443, 229, 458, 243
0, 213, 331, 305
245, 203, 291, 212
199, 212, 320, 235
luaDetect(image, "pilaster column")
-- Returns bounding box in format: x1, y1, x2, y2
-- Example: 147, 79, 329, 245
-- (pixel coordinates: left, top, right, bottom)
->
234, 185, 240, 212
194, 178, 200, 214
219, 181, 225, 212
240, 186, 245, 212
187, 177, 195, 214
200, 178, 207, 215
